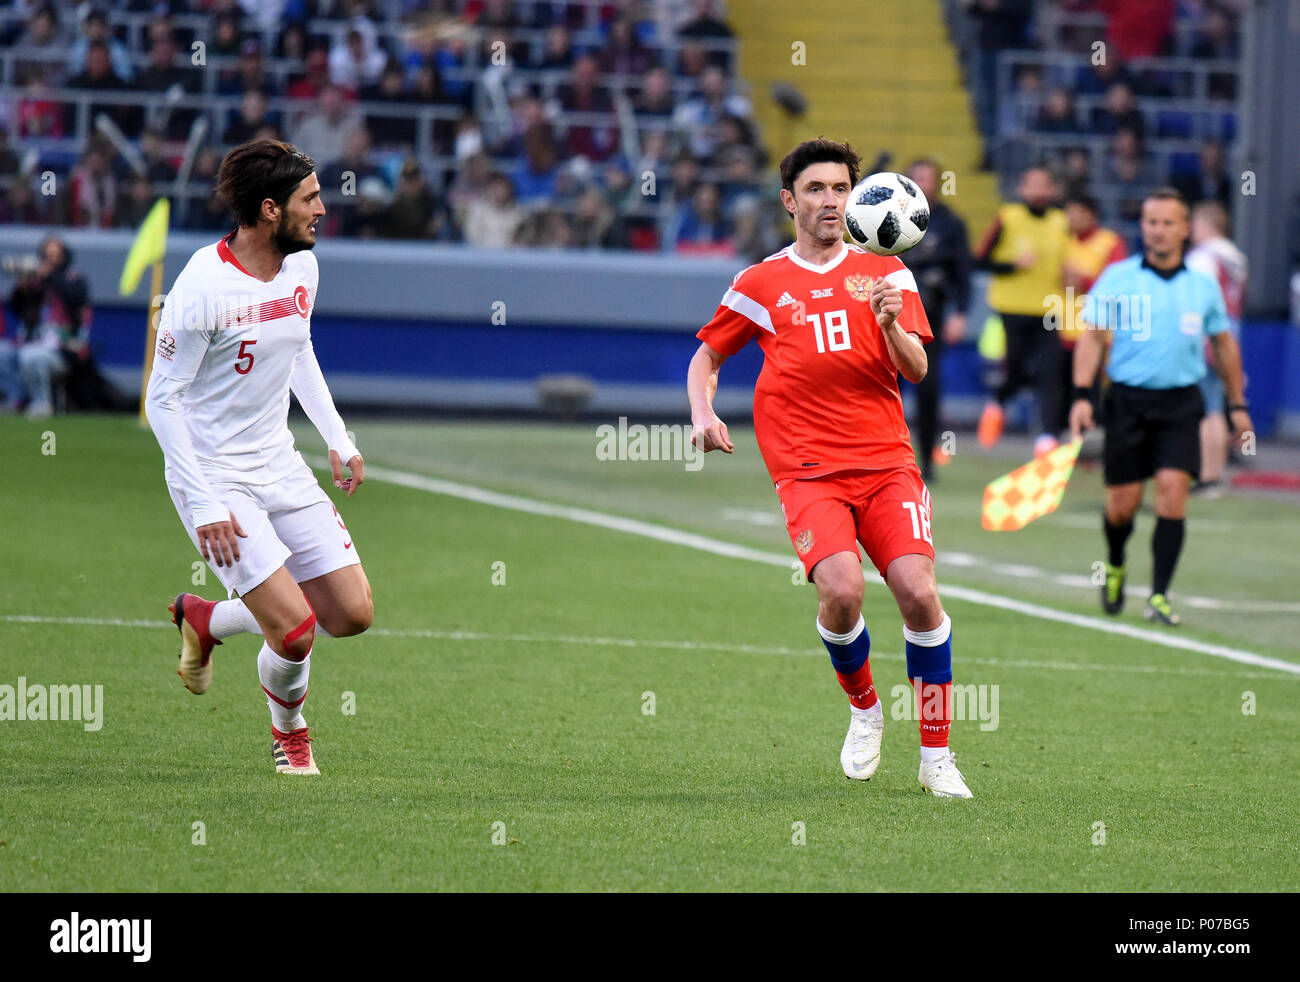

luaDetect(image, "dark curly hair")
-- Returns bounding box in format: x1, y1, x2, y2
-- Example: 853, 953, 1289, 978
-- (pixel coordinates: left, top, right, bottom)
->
216, 140, 316, 228
779, 138, 862, 200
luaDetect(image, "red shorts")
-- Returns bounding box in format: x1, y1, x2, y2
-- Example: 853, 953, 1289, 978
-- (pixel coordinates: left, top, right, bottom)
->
776, 465, 935, 580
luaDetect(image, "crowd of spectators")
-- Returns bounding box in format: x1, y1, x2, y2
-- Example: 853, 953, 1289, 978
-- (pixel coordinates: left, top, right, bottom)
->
956, 0, 1245, 237
0, 1, 1257, 259
0, 0, 789, 259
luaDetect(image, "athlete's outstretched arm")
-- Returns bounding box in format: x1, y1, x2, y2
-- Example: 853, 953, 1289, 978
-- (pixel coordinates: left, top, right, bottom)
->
291, 338, 365, 495
145, 298, 246, 566
687, 341, 734, 453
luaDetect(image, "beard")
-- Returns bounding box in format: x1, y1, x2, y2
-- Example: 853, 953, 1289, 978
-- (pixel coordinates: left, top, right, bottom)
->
273, 213, 315, 254
805, 211, 843, 244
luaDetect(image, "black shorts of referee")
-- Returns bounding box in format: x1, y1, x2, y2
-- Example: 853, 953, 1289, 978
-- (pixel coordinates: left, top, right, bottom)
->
1102, 381, 1204, 486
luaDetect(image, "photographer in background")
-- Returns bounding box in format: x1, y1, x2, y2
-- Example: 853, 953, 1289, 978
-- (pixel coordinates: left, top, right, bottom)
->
0, 236, 100, 418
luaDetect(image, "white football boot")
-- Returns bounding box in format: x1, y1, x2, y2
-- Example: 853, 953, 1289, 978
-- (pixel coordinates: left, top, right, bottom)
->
841, 708, 884, 780
918, 750, 973, 798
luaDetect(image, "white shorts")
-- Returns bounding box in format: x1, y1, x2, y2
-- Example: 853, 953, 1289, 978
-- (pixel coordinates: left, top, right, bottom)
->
167, 454, 361, 597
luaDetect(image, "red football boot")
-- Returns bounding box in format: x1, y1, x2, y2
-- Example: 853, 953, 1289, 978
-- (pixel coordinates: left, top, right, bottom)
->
168, 593, 222, 694
271, 725, 319, 775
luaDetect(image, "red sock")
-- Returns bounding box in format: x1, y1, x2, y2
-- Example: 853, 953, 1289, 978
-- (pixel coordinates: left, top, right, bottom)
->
836, 662, 879, 710
912, 680, 952, 747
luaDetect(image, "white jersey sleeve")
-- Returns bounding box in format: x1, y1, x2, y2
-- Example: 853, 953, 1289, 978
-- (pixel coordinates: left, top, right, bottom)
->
291, 337, 359, 464
144, 278, 230, 529
1185, 246, 1216, 280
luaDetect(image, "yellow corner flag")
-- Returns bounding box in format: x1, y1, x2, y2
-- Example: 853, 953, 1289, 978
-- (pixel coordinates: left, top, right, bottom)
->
119, 197, 169, 296
981, 439, 1082, 531
120, 197, 170, 425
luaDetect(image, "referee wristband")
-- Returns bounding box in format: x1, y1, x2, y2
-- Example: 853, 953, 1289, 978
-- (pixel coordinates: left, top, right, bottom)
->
1228, 403, 1249, 414
1071, 386, 1092, 403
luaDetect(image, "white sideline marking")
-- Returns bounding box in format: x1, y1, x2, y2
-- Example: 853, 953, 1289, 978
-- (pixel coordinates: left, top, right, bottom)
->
725, 507, 1297, 612
1045, 512, 1233, 533
2, 616, 1295, 681
940, 551, 1300, 613
721, 506, 783, 527
316, 457, 1300, 678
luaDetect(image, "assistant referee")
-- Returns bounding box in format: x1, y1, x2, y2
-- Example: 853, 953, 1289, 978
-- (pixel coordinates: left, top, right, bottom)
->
1068, 188, 1252, 626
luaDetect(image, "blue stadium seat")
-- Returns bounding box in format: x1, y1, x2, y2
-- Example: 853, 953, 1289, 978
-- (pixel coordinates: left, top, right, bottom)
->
1167, 151, 1200, 176
1155, 110, 1193, 138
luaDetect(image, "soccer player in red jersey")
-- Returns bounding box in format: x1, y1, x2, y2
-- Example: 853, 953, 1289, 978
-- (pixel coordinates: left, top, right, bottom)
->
686, 139, 972, 797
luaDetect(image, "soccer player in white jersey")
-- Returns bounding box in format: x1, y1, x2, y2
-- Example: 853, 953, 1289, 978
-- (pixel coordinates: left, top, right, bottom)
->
1186, 200, 1249, 495
145, 140, 373, 776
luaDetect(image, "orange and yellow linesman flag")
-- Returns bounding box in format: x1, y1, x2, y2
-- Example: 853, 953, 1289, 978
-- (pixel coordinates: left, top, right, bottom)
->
981, 439, 1082, 531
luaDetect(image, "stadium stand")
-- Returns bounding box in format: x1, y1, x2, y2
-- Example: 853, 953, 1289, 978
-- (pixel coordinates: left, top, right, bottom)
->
946, 0, 1244, 245
4, 1, 1298, 434
0, 0, 766, 257
0, 1, 1250, 256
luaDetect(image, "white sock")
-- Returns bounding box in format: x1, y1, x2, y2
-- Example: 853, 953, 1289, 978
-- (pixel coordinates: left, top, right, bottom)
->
257, 642, 310, 732
209, 599, 261, 640
851, 701, 884, 720
920, 745, 949, 764
816, 614, 866, 645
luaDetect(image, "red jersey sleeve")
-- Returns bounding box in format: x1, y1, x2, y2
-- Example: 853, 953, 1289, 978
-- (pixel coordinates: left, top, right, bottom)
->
696, 267, 769, 357
881, 260, 933, 344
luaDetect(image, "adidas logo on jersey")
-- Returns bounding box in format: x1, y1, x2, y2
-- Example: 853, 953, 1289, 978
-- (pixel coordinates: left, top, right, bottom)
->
775, 292, 797, 307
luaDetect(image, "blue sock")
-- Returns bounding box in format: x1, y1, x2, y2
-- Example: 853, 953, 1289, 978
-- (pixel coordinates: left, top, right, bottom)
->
818, 615, 881, 709
817, 615, 870, 674
904, 613, 953, 753
903, 612, 952, 685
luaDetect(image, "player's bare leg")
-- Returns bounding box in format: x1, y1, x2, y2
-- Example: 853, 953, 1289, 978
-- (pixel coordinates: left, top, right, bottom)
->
298, 565, 374, 638
1146, 468, 1190, 626
812, 551, 864, 633
1101, 481, 1143, 616
885, 553, 972, 798
1198, 412, 1229, 489
242, 568, 320, 774
811, 551, 884, 781
1153, 467, 1190, 521
1104, 482, 1144, 526
884, 553, 943, 632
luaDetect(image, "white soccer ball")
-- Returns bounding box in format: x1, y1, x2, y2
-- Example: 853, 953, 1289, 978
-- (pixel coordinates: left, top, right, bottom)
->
844, 171, 930, 256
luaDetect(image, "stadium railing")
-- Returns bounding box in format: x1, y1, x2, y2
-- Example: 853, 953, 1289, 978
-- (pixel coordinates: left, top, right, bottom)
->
2, 9, 739, 92
989, 51, 1239, 234
0, 79, 744, 242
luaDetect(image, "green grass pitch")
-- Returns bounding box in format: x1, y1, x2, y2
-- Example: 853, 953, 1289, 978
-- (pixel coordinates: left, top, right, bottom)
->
2, 414, 1297, 891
